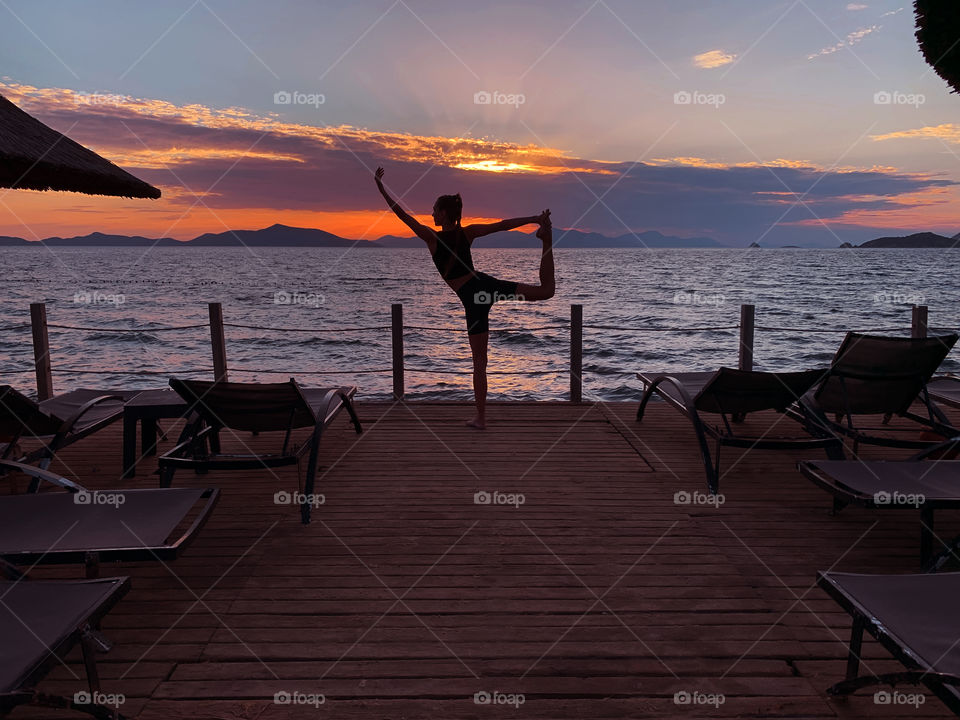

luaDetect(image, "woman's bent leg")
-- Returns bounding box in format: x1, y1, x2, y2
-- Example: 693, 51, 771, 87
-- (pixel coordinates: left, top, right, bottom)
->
516, 224, 555, 301
467, 331, 489, 429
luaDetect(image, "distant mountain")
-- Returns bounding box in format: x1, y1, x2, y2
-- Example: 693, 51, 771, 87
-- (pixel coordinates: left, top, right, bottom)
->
0, 223, 722, 248
376, 228, 722, 248
37, 232, 180, 246
858, 232, 957, 248
189, 223, 359, 247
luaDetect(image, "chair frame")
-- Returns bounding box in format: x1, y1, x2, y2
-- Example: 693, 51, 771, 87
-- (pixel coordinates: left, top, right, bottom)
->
817, 570, 960, 715
0, 573, 132, 720
800, 333, 959, 453
637, 369, 843, 494
159, 379, 362, 523
0, 459, 219, 578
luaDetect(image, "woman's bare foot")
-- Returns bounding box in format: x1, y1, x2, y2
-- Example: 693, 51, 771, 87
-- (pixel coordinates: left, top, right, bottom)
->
466, 415, 487, 430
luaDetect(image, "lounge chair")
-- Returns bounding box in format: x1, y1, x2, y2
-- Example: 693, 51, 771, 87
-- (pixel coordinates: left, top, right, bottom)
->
158, 378, 362, 523
799, 333, 958, 453
0, 459, 219, 578
0, 572, 131, 719
636, 368, 842, 493
799, 437, 960, 566
0, 386, 134, 473
929, 374, 960, 411
817, 570, 960, 715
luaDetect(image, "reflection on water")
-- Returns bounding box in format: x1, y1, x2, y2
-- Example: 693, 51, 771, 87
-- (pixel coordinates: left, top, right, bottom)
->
0, 247, 957, 400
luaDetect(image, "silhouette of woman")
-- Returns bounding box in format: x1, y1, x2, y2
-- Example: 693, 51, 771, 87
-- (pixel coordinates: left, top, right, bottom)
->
375, 166, 555, 429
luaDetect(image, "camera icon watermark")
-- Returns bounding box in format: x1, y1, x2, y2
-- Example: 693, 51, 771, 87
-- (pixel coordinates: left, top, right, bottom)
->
673, 290, 725, 306
273, 690, 325, 707
474, 290, 524, 305
73, 290, 125, 305
673, 689, 725, 707
74, 91, 125, 106
674, 490, 725, 508
473, 690, 525, 707
873, 290, 925, 306
873, 90, 925, 108
874, 689, 925, 707
473, 90, 525, 108
275, 490, 325, 508
873, 490, 925, 508
674, 90, 726, 108
273, 90, 325, 108
73, 690, 125, 708
74, 490, 126, 508
474, 490, 526, 508
274, 290, 324, 308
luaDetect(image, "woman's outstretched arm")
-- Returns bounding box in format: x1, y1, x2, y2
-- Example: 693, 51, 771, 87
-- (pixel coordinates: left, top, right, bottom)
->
374, 167, 436, 243
464, 214, 544, 242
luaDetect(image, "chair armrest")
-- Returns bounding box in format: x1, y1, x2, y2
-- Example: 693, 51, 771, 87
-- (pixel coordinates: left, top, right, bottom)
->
0, 459, 86, 493
58, 394, 125, 434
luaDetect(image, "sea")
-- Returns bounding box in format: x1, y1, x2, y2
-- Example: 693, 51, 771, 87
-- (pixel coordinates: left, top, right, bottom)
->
1, 247, 957, 401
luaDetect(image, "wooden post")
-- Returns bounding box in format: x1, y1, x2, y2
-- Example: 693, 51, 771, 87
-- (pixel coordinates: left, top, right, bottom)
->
739, 304, 755, 372
570, 304, 583, 403
208, 303, 228, 382
912, 305, 928, 338
392, 303, 404, 401
30, 302, 53, 400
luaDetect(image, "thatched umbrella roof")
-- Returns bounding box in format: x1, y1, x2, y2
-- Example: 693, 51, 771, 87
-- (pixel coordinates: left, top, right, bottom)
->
915, 0, 960, 95
0, 93, 160, 199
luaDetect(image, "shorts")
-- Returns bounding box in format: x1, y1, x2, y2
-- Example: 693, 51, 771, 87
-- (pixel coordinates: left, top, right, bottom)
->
454, 272, 521, 335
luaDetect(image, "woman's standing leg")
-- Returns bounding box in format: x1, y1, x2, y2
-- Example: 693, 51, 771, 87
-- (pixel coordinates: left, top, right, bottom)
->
467, 331, 489, 429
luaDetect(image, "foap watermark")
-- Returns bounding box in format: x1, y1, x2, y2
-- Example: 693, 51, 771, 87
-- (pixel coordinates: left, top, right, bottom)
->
674, 90, 725, 108
873, 290, 925, 306
275, 490, 325, 508
473, 690, 525, 708
674, 490, 725, 508
73, 690, 125, 708
874, 689, 925, 708
273, 690, 325, 707
474, 90, 525, 108
673, 290, 725, 306
74, 290, 125, 305
274, 290, 324, 308
75, 91, 125, 106
674, 689, 725, 708
474, 290, 524, 305
474, 490, 525, 508
874, 490, 925, 508
874, 90, 925, 108
74, 490, 126, 508
274, 90, 325, 108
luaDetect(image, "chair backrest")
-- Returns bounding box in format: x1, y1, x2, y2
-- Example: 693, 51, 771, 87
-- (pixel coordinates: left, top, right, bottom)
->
168, 378, 317, 433
694, 368, 825, 415
814, 333, 958, 415
0, 386, 63, 439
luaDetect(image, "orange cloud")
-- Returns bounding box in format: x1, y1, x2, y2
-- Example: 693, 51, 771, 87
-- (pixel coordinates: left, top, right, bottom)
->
872, 124, 960, 143
693, 50, 737, 69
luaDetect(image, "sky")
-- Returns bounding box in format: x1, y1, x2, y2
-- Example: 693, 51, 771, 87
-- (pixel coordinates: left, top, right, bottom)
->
2, 0, 960, 247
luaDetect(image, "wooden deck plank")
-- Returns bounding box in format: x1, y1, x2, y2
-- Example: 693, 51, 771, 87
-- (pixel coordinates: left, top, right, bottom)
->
8, 399, 960, 718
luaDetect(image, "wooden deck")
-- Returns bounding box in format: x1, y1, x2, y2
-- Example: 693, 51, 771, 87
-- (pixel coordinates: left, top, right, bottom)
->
11, 400, 960, 719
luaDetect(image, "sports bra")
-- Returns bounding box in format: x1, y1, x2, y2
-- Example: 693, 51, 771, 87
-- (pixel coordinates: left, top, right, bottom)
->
431, 228, 474, 281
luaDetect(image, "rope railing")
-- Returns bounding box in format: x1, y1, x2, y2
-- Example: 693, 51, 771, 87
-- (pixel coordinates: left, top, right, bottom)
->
47, 323, 209, 332
585, 324, 738, 332
754, 325, 912, 334
7, 301, 947, 402
53, 367, 215, 376
223, 322, 391, 333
